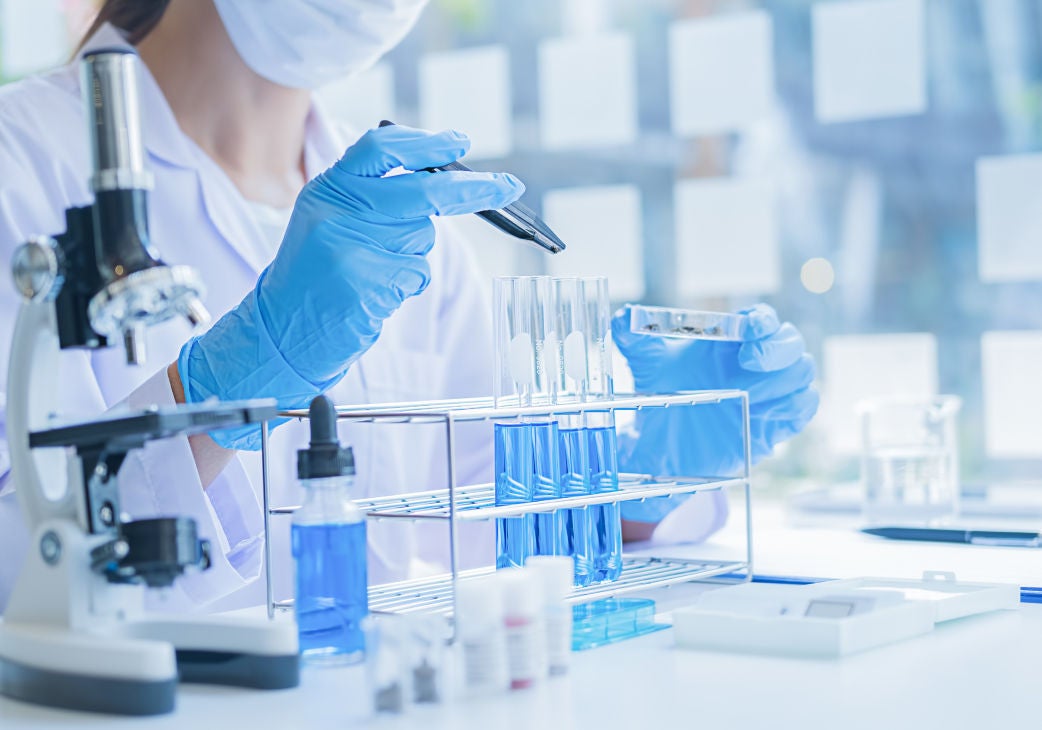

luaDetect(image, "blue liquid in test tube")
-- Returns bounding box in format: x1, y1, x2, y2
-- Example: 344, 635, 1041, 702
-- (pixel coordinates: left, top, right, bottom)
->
560, 425, 594, 586
589, 425, 622, 582
495, 422, 534, 568
530, 421, 565, 557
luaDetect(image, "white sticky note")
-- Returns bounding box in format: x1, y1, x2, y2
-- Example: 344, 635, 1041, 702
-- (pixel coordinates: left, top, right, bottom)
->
0, 0, 67, 78
674, 177, 779, 298
813, 0, 926, 123
543, 185, 644, 301
981, 331, 1042, 458
419, 45, 512, 160
538, 33, 637, 150
822, 334, 939, 455
317, 63, 396, 135
669, 12, 774, 136
976, 154, 1042, 283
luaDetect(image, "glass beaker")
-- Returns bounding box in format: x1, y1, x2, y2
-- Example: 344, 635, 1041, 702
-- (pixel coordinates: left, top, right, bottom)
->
492, 276, 563, 568
859, 395, 962, 525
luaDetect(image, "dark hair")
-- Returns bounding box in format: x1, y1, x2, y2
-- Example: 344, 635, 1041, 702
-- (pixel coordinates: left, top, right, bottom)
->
79, 0, 171, 48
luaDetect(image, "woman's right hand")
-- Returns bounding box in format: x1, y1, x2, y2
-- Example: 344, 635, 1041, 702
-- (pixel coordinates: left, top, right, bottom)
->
175, 124, 524, 449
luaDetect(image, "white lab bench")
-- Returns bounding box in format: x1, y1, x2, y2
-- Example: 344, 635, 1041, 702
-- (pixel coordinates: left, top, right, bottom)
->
3, 497, 1039, 729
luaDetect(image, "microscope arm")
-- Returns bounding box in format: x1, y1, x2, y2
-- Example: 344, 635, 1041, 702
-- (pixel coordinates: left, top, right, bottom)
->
7, 300, 86, 531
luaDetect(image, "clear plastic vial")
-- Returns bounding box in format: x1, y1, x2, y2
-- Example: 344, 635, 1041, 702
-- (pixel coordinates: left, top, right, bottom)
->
526, 556, 574, 676
291, 395, 368, 665
456, 575, 510, 696
499, 568, 547, 689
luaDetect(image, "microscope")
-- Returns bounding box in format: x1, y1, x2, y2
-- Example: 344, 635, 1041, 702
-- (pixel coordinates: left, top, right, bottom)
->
0, 49, 298, 715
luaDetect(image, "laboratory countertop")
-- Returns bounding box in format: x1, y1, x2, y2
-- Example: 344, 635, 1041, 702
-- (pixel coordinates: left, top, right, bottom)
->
3, 498, 1039, 729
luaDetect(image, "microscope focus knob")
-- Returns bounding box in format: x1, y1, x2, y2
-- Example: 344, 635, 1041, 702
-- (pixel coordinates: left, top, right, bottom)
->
11, 236, 64, 302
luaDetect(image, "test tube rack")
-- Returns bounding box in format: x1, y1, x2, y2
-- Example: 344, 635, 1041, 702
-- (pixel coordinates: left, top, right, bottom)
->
260, 391, 754, 635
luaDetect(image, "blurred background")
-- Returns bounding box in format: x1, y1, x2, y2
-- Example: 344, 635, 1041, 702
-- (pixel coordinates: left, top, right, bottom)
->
2, 0, 1041, 496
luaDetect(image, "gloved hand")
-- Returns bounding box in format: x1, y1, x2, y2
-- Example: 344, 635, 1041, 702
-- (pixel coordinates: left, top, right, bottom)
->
613, 304, 819, 523
177, 124, 524, 449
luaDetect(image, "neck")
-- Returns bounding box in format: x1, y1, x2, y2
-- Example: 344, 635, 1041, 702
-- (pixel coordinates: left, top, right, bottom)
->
136, 0, 311, 207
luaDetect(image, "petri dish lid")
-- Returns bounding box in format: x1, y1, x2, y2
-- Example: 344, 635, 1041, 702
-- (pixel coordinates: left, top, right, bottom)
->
629, 305, 742, 341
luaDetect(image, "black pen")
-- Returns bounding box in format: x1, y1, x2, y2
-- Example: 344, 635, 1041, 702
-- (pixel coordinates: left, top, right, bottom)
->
378, 120, 565, 254
862, 526, 1042, 548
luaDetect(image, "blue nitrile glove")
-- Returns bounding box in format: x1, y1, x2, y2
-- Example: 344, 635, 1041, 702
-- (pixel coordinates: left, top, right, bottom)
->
177, 125, 524, 449
613, 304, 819, 523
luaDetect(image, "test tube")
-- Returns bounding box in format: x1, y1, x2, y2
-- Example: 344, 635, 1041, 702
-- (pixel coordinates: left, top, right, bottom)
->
551, 277, 594, 586
581, 277, 622, 583
492, 277, 563, 568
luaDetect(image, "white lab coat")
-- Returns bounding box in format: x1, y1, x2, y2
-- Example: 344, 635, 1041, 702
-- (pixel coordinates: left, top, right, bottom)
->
0, 25, 727, 614
0, 25, 497, 613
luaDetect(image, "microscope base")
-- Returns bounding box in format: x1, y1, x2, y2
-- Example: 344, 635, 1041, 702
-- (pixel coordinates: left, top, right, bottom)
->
0, 523, 299, 716
0, 623, 178, 715
0, 616, 300, 716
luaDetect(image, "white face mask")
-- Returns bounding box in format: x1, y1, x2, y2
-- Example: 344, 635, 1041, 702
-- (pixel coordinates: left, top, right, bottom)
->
213, 0, 429, 89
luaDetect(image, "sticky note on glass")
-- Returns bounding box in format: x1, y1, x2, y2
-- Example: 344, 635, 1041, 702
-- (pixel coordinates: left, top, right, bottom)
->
812, 0, 927, 123
674, 178, 779, 298
317, 63, 396, 134
538, 32, 637, 150
981, 331, 1042, 458
977, 154, 1042, 283
669, 12, 774, 136
0, 0, 67, 78
419, 45, 512, 160
822, 334, 939, 454
543, 185, 645, 301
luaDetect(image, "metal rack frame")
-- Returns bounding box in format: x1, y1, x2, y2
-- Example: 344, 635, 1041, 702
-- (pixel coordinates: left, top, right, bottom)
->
260, 391, 755, 630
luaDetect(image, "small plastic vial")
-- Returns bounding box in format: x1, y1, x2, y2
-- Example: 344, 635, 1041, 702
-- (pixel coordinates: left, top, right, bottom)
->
499, 568, 547, 689
456, 575, 509, 696
526, 556, 574, 676
292, 395, 368, 665
364, 616, 410, 715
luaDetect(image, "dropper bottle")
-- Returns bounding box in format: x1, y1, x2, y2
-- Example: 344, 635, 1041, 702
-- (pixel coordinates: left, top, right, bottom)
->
292, 395, 368, 665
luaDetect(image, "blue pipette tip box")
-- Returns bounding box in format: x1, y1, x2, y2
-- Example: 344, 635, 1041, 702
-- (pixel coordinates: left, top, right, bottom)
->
572, 598, 668, 651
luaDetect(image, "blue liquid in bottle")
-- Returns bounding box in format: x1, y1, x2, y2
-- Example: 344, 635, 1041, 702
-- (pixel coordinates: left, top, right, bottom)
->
589, 425, 622, 582
559, 426, 594, 586
530, 421, 564, 557
292, 521, 368, 662
495, 422, 534, 568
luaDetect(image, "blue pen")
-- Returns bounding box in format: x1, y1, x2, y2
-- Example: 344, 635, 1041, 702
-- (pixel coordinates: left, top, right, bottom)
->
862, 526, 1042, 548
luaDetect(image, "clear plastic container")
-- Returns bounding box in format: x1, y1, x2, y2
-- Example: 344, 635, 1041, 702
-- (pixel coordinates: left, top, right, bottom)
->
859, 395, 962, 525
629, 305, 743, 341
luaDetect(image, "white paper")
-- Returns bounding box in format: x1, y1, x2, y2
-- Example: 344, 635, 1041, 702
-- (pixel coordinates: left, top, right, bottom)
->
981, 331, 1042, 458
822, 334, 939, 455
673, 177, 778, 298
538, 32, 637, 150
0, 0, 67, 78
812, 0, 927, 123
669, 11, 774, 136
418, 45, 512, 160
543, 185, 645, 301
976, 154, 1042, 283
316, 63, 395, 134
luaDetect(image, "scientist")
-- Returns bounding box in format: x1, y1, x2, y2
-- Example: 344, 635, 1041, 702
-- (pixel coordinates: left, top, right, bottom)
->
0, 0, 818, 612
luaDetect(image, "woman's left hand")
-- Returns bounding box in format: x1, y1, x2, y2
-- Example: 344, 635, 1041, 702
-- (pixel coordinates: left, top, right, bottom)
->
612, 303, 819, 524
